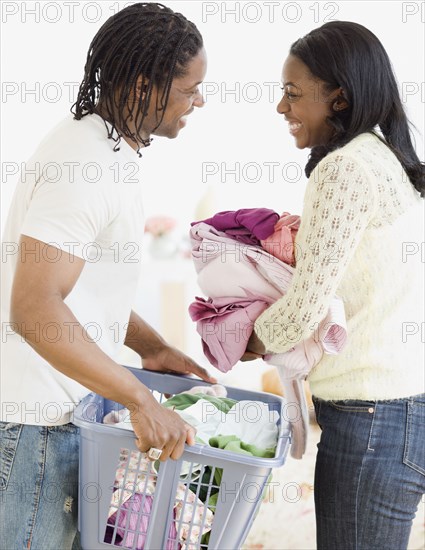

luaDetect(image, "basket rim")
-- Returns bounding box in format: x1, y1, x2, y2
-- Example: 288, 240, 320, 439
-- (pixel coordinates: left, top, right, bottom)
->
72, 366, 291, 468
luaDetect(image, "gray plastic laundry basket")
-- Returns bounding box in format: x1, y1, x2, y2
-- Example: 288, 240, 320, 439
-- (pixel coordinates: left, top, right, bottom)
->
72, 366, 291, 550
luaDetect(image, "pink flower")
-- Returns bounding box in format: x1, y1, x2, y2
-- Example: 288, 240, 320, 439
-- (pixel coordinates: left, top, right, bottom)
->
145, 216, 176, 237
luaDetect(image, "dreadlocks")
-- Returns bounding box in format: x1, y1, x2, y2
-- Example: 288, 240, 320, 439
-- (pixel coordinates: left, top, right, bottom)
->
71, 3, 203, 157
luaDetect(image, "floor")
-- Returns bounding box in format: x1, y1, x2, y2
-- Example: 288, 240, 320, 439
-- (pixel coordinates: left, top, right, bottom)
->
243, 424, 425, 550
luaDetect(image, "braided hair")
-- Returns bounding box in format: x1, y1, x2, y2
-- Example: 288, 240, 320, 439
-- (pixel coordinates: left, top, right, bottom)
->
290, 21, 424, 197
71, 3, 203, 156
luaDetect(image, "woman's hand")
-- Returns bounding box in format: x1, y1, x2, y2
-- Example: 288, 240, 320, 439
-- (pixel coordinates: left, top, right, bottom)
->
240, 330, 267, 361
141, 343, 217, 383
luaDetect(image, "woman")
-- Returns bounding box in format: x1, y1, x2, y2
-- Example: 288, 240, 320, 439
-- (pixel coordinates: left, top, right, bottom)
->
248, 21, 425, 550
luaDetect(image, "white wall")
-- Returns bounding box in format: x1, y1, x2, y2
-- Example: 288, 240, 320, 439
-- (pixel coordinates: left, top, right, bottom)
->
2, 1, 424, 231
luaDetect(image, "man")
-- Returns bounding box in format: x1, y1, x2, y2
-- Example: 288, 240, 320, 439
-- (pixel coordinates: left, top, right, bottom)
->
0, 3, 211, 548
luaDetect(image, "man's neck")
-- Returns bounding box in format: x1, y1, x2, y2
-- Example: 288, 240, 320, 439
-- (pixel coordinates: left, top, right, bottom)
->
93, 104, 148, 153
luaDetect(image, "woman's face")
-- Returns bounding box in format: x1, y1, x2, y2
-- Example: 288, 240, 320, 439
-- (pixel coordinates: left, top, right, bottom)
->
277, 55, 341, 149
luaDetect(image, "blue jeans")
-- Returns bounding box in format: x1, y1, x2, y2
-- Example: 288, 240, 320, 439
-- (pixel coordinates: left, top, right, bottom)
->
313, 394, 425, 550
0, 422, 82, 550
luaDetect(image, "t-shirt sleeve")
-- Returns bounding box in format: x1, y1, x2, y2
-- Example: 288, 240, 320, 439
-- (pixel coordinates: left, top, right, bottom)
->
20, 176, 118, 259
254, 152, 378, 353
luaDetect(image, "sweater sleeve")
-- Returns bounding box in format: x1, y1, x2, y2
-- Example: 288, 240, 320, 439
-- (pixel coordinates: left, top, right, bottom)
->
254, 151, 378, 353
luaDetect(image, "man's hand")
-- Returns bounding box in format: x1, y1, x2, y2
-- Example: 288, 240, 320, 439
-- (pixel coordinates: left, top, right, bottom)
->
130, 394, 197, 461
124, 311, 217, 383
141, 344, 217, 384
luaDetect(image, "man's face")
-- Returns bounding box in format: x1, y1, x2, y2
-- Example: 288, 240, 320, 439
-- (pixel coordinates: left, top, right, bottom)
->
142, 47, 207, 140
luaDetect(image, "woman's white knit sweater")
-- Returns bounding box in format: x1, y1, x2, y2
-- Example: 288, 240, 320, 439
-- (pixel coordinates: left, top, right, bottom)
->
254, 132, 424, 400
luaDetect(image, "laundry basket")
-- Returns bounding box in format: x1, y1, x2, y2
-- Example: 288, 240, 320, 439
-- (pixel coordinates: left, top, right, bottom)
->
73, 366, 291, 550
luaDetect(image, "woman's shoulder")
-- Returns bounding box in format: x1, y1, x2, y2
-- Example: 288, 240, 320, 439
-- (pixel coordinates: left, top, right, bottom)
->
314, 132, 405, 184
319, 132, 399, 169
311, 132, 420, 223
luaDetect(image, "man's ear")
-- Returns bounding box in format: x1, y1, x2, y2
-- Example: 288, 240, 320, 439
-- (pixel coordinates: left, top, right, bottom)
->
332, 87, 349, 112
133, 75, 149, 102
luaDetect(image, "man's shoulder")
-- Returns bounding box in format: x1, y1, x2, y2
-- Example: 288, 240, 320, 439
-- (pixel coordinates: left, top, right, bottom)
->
33, 113, 111, 162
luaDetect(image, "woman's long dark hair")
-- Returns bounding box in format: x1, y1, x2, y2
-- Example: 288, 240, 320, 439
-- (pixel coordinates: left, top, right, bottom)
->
290, 21, 424, 197
71, 3, 203, 156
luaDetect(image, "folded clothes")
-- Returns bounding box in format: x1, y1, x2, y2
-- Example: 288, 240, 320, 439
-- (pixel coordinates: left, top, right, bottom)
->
193, 208, 280, 246
102, 387, 278, 549
103, 408, 130, 425
105, 448, 214, 549
189, 220, 348, 459
188, 295, 270, 373
260, 212, 301, 266
182, 384, 228, 397
161, 392, 237, 414
209, 435, 276, 458
190, 222, 291, 301
103, 385, 229, 429
103, 393, 279, 455
164, 395, 279, 452
106, 493, 180, 550
189, 223, 347, 378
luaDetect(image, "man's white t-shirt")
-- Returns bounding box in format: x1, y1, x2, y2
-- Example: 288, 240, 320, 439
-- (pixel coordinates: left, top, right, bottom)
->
1, 113, 145, 425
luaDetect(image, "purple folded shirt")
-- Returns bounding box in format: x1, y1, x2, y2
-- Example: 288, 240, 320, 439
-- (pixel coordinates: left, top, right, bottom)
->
192, 208, 280, 246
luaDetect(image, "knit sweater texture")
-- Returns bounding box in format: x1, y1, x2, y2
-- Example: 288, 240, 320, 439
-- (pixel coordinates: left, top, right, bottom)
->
254, 132, 424, 400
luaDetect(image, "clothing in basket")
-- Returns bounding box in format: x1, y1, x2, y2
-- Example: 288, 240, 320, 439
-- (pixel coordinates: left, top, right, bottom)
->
104, 448, 213, 550
102, 384, 279, 549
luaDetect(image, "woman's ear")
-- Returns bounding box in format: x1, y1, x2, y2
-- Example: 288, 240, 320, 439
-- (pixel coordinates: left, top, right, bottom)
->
332, 88, 349, 111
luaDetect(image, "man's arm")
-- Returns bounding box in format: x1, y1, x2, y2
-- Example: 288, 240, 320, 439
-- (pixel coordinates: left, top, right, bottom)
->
10, 235, 195, 460
124, 310, 167, 358
124, 310, 217, 383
